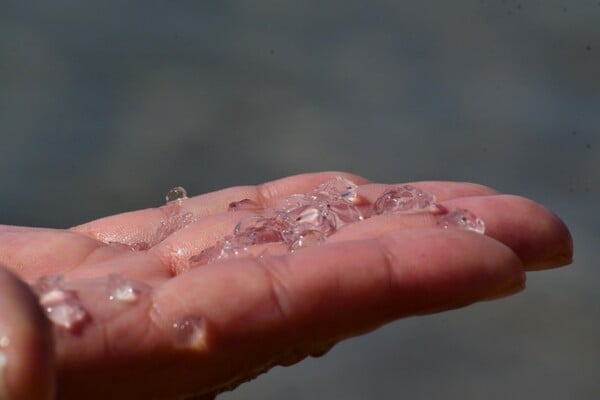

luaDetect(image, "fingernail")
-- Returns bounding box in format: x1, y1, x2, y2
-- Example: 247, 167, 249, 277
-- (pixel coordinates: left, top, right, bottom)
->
483, 273, 526, 301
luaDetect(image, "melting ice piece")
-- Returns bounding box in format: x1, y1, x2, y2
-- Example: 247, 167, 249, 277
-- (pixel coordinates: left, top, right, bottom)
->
373, 185, 437, 215
436, 208, 485, 234
234, 216, 285, 245
326, 200, 364, 227
312, 177, 359, 202
289, 229, 325, 251
34, 276, 89, 331
165, 186, 188, 203
189, 238, 249, 266
106, 274, 149, 303
281, 204, 337, 237
171, 316, 205, 347
228, 199, 262, 212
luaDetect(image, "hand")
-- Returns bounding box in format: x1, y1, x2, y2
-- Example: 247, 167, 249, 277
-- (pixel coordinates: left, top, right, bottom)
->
0, 172, 572, 399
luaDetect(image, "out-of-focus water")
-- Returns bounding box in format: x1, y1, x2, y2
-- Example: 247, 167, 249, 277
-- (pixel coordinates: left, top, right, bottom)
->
1, 1, 598, 399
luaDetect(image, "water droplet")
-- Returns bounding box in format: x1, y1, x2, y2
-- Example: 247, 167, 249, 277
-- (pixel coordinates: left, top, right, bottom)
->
165, 186, 188, 203
0, 336, 9, 348
373, 185, 437, 215
436, 208, 485, 234
171, 316, 204, 347
228, 199, 262, 211
106, 274, 149, 303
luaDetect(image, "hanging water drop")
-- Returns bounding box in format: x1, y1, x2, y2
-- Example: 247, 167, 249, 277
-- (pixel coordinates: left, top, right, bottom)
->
165, 186, 188, 203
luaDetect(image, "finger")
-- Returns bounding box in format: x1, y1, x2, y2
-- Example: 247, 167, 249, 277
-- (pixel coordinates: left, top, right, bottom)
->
49, 229, 523, 399
70, 175, 498, 248
441, 195, 573, 270
0, 266, 55, 400
329, 195, 572, 271
148, 181, 500, 273
0, 230, 117, 281
70, 171, 370, 243
146, 229, 524, 396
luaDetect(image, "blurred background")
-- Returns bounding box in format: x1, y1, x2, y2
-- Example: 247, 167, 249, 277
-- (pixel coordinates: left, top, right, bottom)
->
1, 1, 598, 398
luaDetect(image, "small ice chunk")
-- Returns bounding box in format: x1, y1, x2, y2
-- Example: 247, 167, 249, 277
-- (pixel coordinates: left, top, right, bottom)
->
165, 186, 188, 203
326, 200, 364, 227
373, 185, 437, 215
189, 238, 249, 266
34, 277, 89, 331
289, 229, 325, 251
436, 208, 485, 234
282, 204, 336, 237
107, 273, 149, 303
234, 216, 285, 245
312, 177, 359, 202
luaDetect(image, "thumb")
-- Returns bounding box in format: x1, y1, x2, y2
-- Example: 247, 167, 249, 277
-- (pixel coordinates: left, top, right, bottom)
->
0, 266, 55, 400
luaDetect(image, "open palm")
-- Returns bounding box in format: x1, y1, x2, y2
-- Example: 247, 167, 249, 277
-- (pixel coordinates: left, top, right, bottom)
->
0, 172, 572, 399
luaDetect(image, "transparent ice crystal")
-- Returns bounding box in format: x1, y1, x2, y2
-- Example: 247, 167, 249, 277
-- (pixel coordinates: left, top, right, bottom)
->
373, 185, 437, 215
34, 275, 89, 331
436, 208, 485, 234
106, 273, 149, 303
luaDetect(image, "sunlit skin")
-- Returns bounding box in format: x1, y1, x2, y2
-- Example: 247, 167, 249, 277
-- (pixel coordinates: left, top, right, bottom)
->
0, 172, 572, 399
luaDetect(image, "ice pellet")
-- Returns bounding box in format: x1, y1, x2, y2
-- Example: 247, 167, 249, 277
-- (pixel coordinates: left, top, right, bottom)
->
312, 176, 359, 202
34, 275, 90, 331
373, 185, 437, 215
436, 208, 485, 234
189, 238, 250, 266
107, 274, 149, 303
289, 229, 325, 251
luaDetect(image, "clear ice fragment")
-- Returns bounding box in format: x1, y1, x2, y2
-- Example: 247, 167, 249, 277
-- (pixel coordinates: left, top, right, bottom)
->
189, 238, 249, 266
33, 275, 64, 294
326, 200, 364, 227
40, 290, 88, 330
289, 229, 325, 251
373, 185, 437, 215
312, 177, 359, 202
436, 208, 485, 234
234, 216, 285, 245
34, 275, 90, 331
165, 186, 188, 203
228, 199, 262, 211
107, 274, 149, 303
172, 316, 204, 347
282, 204, 336, 237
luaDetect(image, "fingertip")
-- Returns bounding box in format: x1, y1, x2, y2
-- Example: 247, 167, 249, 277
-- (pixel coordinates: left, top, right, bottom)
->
0, 266, 55, 400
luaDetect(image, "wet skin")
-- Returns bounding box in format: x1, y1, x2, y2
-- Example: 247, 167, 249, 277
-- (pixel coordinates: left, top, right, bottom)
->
0, 172, 572, 399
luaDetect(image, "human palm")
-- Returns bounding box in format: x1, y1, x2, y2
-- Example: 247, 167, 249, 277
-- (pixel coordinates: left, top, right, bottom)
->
0, 172, 572, 399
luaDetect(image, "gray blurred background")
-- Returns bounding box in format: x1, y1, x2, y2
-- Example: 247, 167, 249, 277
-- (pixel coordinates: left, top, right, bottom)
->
1, 1, 598, 399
